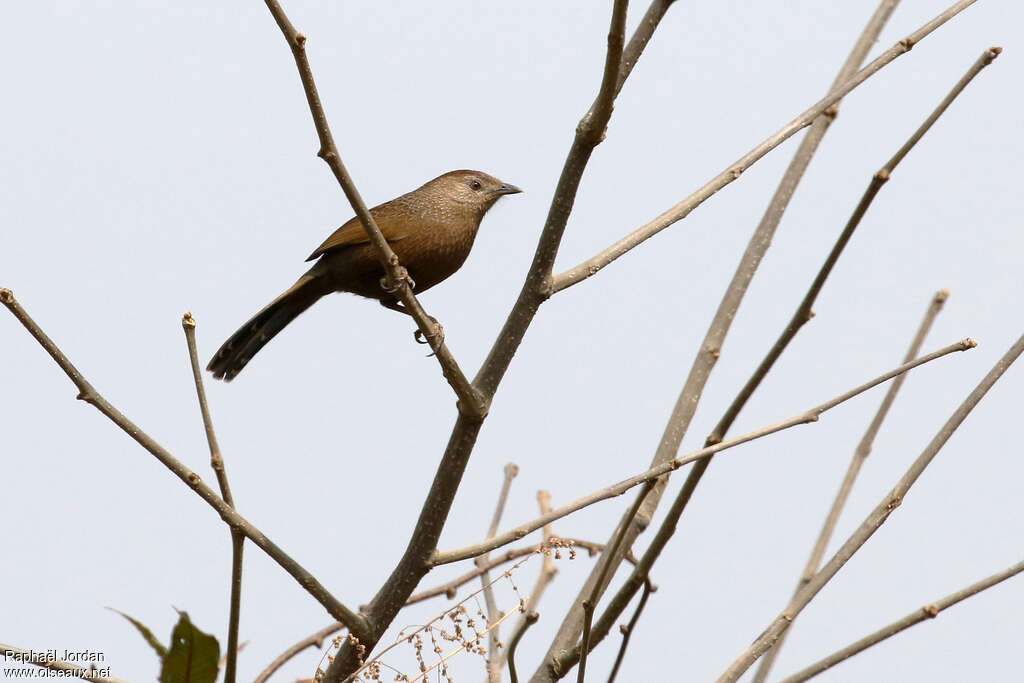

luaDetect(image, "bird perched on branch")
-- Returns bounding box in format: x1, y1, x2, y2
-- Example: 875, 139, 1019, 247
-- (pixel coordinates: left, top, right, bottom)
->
207, 170, 521, 381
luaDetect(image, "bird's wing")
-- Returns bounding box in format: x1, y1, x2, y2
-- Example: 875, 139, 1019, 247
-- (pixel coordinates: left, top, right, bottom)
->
305, 206, 410, 262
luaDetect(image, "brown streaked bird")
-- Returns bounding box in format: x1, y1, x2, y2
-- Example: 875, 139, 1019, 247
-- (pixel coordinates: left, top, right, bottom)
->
207, 170, 521, 381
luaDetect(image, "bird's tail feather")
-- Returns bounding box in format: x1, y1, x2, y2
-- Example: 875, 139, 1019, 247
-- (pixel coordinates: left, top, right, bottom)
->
207, 274, 327, 381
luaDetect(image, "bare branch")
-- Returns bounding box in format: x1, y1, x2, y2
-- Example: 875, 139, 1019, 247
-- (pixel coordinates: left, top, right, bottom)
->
577, 483, 654, 682
751, 44, 1001, 680
615, 0, 678, 95
498, 491, 562, 672
717, 331, 1024, 682
0, 288, 368, 639
261, 0, 483, 414
552, 0, 978, 291
323, 2, 642, 679
182, 313, 233, 506
0, 643, 129, 683
473, 0, 632, 398
408, 539, 612, 608
482, 463, 519, 683
538, 2, 906, 670
259, 537, 613, 683
532, 490, 561, 610
753, 290, 947, 680
182, 312, 245, 683
254, 622, 347, 683
607, 580, 656, 683
435, 339, 974, 565
508, 612, 540, 683
780, 558, 1024, 683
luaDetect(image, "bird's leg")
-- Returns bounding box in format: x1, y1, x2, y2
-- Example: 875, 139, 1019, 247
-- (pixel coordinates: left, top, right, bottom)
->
379, 298, 444, 347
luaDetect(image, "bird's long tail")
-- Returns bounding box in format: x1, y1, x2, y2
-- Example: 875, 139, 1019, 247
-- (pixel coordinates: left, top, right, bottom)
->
207, 273, 328, 381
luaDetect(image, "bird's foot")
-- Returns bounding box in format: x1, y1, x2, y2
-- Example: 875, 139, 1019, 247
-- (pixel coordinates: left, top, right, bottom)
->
379, 267, 415, 293
415, 316, 444, 350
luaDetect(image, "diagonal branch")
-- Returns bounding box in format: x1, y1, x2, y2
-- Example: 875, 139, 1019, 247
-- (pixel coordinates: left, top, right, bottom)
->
262, 0, 483, 415
321, 2, 639, 680
779, 558, 1024, 683
752, 45, 1000, 680
535, 2, 908, 671
435, 339, 974, 566
473, 0, 632, 398
717, 331, 1024, 682
751, 292, 947, 680
0, 288, 368, 640
552, 0, 978, 292
606, 579, 655, 683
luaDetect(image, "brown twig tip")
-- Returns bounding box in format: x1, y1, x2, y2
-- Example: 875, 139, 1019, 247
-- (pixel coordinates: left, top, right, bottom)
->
935, 289, 951, 303
985, 46, 1003, 61
505, 463, 520, 478
962, 338, 978, 349
0, 288, 13, 304
182, 312, 196, 328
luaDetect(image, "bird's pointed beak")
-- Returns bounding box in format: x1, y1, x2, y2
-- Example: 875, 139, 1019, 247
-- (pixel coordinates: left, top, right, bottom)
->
497, 182, 522, 195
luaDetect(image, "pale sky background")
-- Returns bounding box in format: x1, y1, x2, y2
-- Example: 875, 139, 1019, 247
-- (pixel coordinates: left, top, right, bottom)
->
2, 2, 1022, 682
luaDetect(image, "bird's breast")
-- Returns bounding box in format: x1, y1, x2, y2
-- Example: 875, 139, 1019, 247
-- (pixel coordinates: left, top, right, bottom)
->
392, 216, 481, 292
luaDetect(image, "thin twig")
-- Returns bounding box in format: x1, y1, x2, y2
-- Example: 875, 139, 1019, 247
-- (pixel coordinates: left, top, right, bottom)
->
435, 339, 974, 566
530, 490, 561, 611
182, 312, 245, 683
539, 2, 907, 669
614, 0, 678, 95
717, 331, 1024, 682
752, 44, 1001, 680
607, 580, 655, 683
577, 599, 594, 683
576, 482, 655, 680
472, 0, 631, 399
0, 643, 129, 683
552, 0, 977, 291
482, 463, 519, 683
409, 538, 610, 607
0, 288, 367, 639
261, 0, 483, 415
254, 622, 347, 683
779, 558, 1024, 683
498, 491, 561, 671
507, 612, 540, 683
753, 291, 948, 680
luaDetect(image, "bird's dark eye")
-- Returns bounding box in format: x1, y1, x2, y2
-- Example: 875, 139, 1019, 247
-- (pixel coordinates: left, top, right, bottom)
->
470, 180, 482, 191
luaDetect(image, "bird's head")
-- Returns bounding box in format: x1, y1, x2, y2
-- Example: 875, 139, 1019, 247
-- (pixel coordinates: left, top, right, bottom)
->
429, 170, 522, 213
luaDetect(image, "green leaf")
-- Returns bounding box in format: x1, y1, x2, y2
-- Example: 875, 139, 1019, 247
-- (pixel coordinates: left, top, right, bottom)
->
160, 611, 220, 683
107, 607, 168, 659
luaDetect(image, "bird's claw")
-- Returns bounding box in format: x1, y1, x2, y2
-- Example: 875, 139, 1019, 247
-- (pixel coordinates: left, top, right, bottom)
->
379, 267, 415, 293
414, 317, 444, 351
